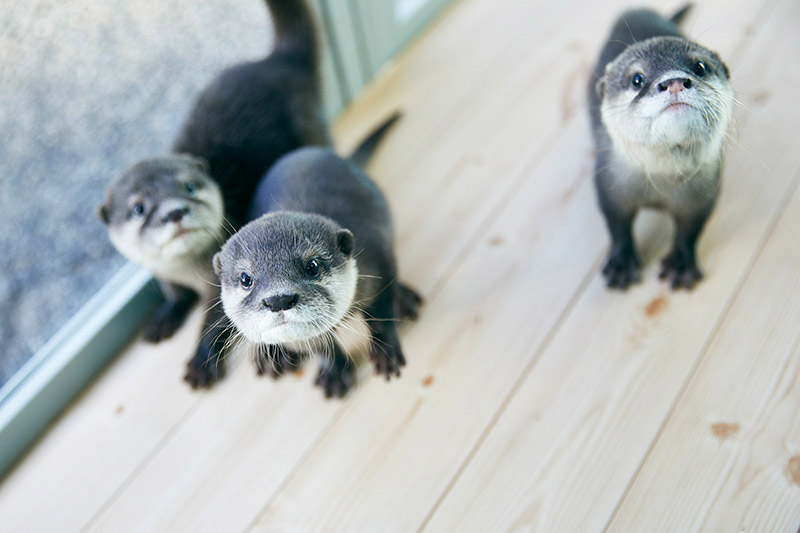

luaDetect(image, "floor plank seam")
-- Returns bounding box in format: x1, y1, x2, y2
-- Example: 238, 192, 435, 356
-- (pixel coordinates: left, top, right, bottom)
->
80, 398, 205, 532
417, 251, 604, 532
241, 396, 355, 530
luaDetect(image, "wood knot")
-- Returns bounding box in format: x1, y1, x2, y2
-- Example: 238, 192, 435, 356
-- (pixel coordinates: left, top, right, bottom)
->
788, 456, 800, 486
114, 405, 125, 416
421, 375, 434, 388
645, 296, 668, 318
488, 236, 504, 247
711, 422, 740, 439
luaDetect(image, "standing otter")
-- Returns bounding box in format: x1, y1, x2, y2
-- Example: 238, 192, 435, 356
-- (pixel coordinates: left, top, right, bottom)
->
214, 147, 421, 398
590, 6, 734, 289
99, 0, 329, 386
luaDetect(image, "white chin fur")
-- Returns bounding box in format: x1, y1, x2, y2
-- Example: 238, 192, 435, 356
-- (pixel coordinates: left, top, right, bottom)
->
108, 215, 223, 296
601, 81, 733, 176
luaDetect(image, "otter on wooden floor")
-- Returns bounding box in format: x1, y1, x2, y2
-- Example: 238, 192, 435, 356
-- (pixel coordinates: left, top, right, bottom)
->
214, 147, 422, 398
98, 0, 328, 387
589, 6, 734, 290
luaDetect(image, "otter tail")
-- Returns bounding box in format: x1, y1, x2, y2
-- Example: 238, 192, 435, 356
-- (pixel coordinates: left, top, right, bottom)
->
670, 4, 693, 26
265, 0, 318, 68
348, 112, 403, 168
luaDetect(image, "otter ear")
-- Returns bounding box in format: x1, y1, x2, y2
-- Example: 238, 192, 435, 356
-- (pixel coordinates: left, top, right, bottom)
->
213, 252, 224, 277
720, 60, 730, 80
98, 203, 110, 225
336, 229, 354, 258
188, 155, 210, 173
191, 156, 210, 173
595, 76, 606, 100
176, 153, 210, 173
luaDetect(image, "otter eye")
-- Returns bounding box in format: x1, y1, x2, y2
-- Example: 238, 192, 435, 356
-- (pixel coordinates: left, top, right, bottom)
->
240, 272, 253, 289
693, 61, 706, 77
185, 182, 197, 196
305, 259, 320, 279
631, 73, 645, 89
131, 203, 145, 217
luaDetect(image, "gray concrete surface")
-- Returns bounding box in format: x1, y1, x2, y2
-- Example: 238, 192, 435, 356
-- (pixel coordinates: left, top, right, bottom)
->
0, 0, 274, 386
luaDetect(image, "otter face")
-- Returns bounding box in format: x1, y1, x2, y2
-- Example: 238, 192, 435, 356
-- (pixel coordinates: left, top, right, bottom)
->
214, 212, 358, 347
598, 37, 733, 169
99, 155, 225, 282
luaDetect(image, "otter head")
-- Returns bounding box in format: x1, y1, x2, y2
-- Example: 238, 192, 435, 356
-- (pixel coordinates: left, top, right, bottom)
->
214, 212, 358, 347
597, 36, 733, 169
98, 154, 225, 282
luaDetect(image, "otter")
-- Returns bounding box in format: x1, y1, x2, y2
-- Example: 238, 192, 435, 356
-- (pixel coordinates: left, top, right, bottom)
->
590, 6, 734, 290
214, 147, 421, 398
99, 107, 402, 388
100, 0, 327, 387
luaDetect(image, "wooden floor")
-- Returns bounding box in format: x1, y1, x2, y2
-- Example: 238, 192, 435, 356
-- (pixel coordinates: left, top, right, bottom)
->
3, 0, 800, 530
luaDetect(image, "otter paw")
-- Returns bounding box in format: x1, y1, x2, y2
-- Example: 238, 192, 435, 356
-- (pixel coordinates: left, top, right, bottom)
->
255, 345, 304, 379
660, 250, 703, 290
396, 283, 423, 321
142, 312, 182, 343
184, 351, 225, 389
142, 301, 189, 342
369, 326, 405, 380
314, 356, 356, 398
602, 248, 641, 290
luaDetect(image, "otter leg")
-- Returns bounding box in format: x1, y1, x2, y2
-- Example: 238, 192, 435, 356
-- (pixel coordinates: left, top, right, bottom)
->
143, 281, 198, 342
396, 282, 423, 321
660, 209, 711, 290
366, 283, 406, 380
599, 205, 641, 290
314, 343, 356, 398
254, 344, 305, 379
185, 303, 228, 388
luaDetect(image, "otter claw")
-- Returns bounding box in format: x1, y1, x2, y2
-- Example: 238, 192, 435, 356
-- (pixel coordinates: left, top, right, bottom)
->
660, 251, 703, 290
315, 356, 356, 398
602, 247, 641, 290
184, 354, 224, 389
396, 283, 423, 321
369, 341, 405, 380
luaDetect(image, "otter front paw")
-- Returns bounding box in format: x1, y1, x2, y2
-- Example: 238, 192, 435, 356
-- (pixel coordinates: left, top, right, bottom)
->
255, 344, 304, 379
315, 355, 356, 398
142, 300, 192, 342
369, 325, 405, 380
602, 247, 641, 290
660, 249, 703, 290
396, 283, 423, 321
184, 349, 225, 389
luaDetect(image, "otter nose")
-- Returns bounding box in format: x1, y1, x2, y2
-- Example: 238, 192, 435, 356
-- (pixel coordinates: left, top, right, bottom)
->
657, 78, 692, 94
162, 206, 190, 223
263, 293, 299, 312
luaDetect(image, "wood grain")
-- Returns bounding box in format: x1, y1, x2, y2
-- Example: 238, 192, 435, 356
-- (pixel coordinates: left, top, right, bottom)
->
1, 0, 797, 531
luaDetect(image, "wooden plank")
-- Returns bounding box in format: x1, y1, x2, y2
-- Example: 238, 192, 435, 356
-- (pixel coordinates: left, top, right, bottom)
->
86, 358, 342, 533
422, 0, 799, 530
0, 306, 205, 532
608, 173, 800, 532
